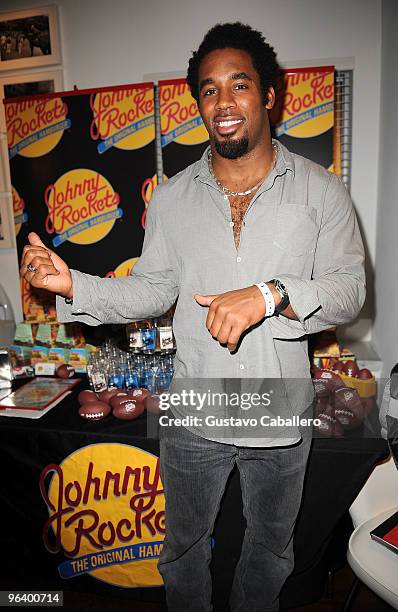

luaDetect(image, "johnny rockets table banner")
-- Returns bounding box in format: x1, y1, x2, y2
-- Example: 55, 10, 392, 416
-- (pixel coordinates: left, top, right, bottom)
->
159, 67, 334, 178
0, 418, 166, 591
4, 83, 156, 322
41, 442, 165, 587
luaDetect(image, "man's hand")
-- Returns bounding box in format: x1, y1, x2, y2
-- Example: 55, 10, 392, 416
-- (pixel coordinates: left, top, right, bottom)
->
20, 232, 73, 299
194, 286, 266, 352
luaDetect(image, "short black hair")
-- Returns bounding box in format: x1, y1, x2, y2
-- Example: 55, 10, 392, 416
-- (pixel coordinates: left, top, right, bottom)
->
187, 22, 280, 105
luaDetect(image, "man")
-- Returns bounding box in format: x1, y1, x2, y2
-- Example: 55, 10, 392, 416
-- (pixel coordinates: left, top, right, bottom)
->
21, 22, 365, 612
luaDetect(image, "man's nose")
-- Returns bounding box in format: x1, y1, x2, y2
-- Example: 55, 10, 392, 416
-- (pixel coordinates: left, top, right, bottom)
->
215, 87, 236, 111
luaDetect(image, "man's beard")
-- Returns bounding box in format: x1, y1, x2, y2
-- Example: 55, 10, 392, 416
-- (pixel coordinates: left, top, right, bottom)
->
214, 136, 249, 159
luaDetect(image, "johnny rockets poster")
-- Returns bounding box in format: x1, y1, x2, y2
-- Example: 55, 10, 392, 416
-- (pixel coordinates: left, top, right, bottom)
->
4, 83, 156, 322
159, 67, 334, 178
271, 66, 335, 171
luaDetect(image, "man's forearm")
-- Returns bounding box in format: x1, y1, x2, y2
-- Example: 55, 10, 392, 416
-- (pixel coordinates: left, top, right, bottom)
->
56, 269, 179, 325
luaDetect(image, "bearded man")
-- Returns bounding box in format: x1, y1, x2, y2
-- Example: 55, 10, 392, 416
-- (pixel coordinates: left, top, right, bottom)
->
21, 22, 365, 612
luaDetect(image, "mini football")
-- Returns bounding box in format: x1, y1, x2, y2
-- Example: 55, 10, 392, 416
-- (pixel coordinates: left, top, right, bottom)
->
358, 368, 373, 380
109, 392, 130, 410
314, 398, 330, 417
334, 385, 362, 412
313, 368, 341, 381
315, 403, 344, 438
343, 360, 359, 378
144, 394, 163, 414
313, 378, 330, 400
332, 361, 345, 374
333, 386, 363, 429
56, 364, 75, 379
313, 369, 341, 391
112, 397, 145, 420
79, 401, 111, 421
98, 388, 123, 404
78, 390, 98, 405
128, 388, 150, 404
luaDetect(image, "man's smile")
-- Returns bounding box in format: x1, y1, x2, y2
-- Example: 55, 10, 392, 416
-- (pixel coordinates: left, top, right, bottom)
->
213, 117, 244, 135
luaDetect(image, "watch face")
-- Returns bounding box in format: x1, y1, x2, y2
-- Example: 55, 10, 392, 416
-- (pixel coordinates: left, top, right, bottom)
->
271, 280, 289, 314
276, 280, 288, 296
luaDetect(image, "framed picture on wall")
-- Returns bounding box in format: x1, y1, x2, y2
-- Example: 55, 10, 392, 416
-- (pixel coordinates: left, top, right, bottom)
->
0, 68, 63, 100
0, 5, 61, 72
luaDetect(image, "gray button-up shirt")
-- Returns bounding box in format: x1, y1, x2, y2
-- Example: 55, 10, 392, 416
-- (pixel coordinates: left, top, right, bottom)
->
57, 140, 366, 446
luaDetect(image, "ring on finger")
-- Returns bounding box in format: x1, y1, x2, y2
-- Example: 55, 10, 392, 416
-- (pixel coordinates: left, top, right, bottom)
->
27, 263, 37, 273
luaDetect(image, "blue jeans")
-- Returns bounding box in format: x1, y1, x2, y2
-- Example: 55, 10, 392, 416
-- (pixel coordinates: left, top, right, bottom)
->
158, 420, 312, 612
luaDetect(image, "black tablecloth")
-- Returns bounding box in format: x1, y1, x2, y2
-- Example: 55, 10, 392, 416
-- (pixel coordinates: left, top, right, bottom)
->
0, 377, 389, 608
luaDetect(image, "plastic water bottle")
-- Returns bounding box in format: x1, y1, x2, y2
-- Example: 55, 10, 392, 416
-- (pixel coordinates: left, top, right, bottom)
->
108, 359, 124, 389
155, 361, 170, 393
125, 356, 140, 390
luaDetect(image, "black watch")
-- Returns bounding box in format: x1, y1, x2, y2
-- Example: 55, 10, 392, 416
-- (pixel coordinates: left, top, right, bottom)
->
270, 279, 290, 316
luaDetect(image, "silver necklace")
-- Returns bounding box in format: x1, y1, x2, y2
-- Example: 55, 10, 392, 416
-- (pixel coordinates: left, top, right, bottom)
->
208, 142, 278, 199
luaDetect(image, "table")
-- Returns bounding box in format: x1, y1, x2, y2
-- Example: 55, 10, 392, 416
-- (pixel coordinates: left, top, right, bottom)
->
0, 378, 389, 608
348, 507, 398, 609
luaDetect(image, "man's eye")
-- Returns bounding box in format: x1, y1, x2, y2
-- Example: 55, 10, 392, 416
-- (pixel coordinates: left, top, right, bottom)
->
235, 83, 248, 90
204, 88, 216, 96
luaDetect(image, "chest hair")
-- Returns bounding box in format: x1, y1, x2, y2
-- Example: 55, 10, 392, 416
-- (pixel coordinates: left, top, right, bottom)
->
229, 192, 256, 249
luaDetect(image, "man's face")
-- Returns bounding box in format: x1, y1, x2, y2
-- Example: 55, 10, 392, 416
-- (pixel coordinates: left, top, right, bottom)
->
197, 47, 274, 159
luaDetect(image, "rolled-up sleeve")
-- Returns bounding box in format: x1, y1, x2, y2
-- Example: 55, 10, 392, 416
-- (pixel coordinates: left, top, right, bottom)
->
269, 173, 366, 339
56, 189, 179, 325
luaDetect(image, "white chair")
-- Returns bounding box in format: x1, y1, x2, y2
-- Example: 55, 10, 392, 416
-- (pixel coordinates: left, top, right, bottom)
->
343, 455, 398, 610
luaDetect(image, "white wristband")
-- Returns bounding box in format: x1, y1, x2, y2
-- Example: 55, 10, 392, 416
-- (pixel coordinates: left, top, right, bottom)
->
255, 282, 275, 317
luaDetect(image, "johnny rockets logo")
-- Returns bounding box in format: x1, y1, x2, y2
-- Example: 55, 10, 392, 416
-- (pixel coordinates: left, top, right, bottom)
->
44, 169, 122, 247
40, 443, 165, 587
159, 79, 209, 147
12, 186, 28, 235
90, 85, 154, 153
5, 96, 70, 159
273, 68, 334, 138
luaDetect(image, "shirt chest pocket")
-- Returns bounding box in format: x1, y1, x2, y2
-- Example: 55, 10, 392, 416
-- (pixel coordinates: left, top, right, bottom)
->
272, 204, 319, 257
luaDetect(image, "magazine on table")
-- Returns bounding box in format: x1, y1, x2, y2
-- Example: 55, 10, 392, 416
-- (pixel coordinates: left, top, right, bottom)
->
0, 377, 79, 411
370, 510, 398, 555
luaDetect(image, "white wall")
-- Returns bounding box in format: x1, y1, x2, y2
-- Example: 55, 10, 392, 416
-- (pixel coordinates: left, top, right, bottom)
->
0, 0, 382, 333
373, 0, 398, 376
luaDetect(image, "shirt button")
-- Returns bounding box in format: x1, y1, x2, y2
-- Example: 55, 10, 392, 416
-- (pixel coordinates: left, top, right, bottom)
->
239, 364, 245, 370
77, 308, 82, 313
236, 256, 242, 263
229, 221, 234, 226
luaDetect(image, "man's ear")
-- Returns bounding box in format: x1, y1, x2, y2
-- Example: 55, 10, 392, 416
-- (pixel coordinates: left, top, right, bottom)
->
265, 86, 276, 110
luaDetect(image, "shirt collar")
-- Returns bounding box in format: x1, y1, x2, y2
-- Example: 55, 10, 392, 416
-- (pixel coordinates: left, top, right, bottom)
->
273, 139, 295, 177
195, 138, 295, 185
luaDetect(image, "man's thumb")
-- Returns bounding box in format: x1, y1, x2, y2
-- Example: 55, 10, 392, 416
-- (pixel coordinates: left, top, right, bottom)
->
28, 232, 47, 248
194, 293, 218, 307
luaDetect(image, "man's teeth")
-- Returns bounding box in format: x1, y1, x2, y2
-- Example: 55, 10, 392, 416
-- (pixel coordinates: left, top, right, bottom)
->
217, 119, 242, 127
